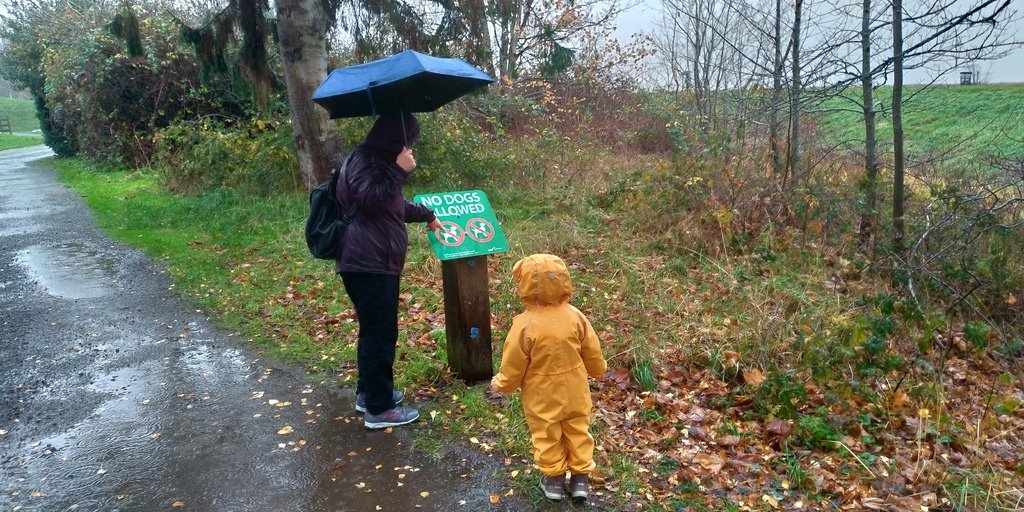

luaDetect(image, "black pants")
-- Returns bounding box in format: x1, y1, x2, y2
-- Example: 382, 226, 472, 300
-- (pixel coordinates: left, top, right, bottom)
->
341, 272, 400, 415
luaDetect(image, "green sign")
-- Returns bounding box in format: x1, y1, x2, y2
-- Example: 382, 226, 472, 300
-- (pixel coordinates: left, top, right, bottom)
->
414, 190, 509, 261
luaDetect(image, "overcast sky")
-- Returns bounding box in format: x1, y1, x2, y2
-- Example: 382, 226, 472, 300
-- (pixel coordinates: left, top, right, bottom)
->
613, 0, 1024, 85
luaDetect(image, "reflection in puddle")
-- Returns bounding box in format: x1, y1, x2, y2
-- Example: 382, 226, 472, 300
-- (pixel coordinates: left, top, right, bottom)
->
15, 243, 117, 299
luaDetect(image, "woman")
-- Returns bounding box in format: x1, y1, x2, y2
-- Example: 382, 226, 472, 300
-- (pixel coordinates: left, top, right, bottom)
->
335, 111, 443, 429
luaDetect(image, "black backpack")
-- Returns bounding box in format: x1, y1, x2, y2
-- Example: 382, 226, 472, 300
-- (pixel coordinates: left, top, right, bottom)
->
305, 165, 357, 260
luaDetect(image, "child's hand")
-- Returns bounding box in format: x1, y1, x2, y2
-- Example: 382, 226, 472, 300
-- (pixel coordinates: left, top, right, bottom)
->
485, 379, 507, 404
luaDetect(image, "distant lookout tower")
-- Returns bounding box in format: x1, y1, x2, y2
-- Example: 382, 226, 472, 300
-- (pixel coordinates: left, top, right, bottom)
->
960, 70, 975, 86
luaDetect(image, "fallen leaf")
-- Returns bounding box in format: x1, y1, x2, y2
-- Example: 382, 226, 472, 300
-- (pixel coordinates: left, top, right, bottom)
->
716, 435, 741, 447
742, 368, 766, 386
721, 350, 740, 368
489, 493, 500, 504
172, 501, 185, 507
1007, 293, 1018, 305
420, 491, 429, 497
694, 452, 725, 474
892, 389, 911, 408
861, 497, 887, 510
766, 419, 793, 437
277, 426, 294, 435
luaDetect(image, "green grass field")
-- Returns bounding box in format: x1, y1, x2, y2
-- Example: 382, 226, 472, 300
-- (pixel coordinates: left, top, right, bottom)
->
0, 97, 40, 132
819, 84, 1024, 163
0, 133, 44, 150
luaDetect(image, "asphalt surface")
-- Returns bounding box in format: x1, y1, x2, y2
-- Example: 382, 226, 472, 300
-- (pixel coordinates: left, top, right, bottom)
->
0, 146, 528, 511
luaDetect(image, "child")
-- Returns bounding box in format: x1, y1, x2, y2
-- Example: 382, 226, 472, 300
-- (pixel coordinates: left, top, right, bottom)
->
491, 253, 607, 503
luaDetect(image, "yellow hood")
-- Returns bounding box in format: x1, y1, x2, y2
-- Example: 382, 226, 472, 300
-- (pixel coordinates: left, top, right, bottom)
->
513, 254, 573, 308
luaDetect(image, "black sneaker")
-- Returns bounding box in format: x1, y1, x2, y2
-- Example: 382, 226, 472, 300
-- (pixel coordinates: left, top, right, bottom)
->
569, 473, 589, 504
355, 390, 405, 413
364, 406, 419, 429
539, 474, 565, 501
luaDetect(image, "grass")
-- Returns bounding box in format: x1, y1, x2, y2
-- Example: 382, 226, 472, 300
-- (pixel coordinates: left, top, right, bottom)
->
0, 97, 40, 132
0, 133, 44, 151
818, 84, 1024, 163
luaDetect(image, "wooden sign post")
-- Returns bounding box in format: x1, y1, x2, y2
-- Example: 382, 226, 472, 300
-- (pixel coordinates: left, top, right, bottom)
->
441, 256, 492, 382
414, 190, 509, 383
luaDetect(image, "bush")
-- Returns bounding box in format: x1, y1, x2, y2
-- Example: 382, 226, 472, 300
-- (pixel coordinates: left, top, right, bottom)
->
154, 118, 299, 195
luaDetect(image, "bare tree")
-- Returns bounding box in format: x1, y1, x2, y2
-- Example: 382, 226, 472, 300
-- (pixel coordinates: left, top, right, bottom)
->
787, 0, 803, 188
892, 0, 906, 261
888, 0, 1016, 269
489, 0, 630, 79
857, 0, 881, 249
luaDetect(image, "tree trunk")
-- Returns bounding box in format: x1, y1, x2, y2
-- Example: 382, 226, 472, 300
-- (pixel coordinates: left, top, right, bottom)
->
859, 0, 879, 250
892, 0, 906, 260
274, 0, 345, 190
787, 0, 802, 189
462, 0, 494, 75
769, 0, 783, 181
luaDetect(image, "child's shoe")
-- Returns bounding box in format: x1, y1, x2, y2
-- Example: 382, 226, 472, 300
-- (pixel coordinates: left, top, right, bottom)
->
539, 474, 565, 500
569, 473, 589, 503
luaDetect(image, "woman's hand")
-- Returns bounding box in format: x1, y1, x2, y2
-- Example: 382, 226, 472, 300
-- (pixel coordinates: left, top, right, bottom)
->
427, 218, 444, 232
397, 146, 416, 172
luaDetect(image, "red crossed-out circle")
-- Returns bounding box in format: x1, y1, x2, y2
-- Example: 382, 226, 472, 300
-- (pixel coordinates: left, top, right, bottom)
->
434, 221, 465, 246
464, 218, 495, 243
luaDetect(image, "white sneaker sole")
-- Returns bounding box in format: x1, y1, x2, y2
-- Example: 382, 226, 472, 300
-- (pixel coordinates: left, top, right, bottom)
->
539, 481, 563, 501
364, 413, 418, 429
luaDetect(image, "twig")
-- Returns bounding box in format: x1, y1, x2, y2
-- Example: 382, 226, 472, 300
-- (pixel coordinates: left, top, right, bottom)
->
832, 440, 877, 479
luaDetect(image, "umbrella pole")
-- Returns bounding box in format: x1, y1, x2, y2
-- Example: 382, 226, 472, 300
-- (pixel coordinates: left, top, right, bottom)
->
366, 87, 377, 118
400, 109, 408, 148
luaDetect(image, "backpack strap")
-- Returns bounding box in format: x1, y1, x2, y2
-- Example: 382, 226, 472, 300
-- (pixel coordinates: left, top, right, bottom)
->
337, 153, 358, 220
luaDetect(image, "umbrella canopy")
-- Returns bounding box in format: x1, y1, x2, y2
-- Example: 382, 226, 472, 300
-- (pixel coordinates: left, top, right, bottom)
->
312, 50, 494, 119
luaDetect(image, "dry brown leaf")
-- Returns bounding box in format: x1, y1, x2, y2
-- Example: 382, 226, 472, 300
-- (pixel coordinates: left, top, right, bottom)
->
716, 435, 741, 447
489, 493, 500, 504
860, 497, 887, 510
721, 350, 740, 368
891, 389, 911, 409
742, 368, 766, 386
766, 419, 792, 437
694, 452, 725, 474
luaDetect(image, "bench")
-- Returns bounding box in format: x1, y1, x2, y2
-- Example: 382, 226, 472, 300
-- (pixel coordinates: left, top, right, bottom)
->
0, 115, 12, 135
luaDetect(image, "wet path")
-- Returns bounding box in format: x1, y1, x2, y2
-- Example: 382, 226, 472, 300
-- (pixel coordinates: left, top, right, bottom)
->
0, 147, 524, 511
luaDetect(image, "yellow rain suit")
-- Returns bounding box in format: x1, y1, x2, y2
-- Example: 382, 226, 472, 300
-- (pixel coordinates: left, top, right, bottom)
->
491, 254, 607, 477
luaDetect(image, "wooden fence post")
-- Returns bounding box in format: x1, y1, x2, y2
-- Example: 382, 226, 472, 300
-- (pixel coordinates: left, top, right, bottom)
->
441, 255, 493, 383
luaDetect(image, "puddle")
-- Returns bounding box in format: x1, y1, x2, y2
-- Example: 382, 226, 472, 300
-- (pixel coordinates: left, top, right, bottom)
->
15, 243, 118, 299
0, 222, 42, 237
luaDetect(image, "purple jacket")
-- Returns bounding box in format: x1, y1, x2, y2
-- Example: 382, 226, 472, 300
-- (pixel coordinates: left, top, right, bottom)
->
334, 144, 436, 275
